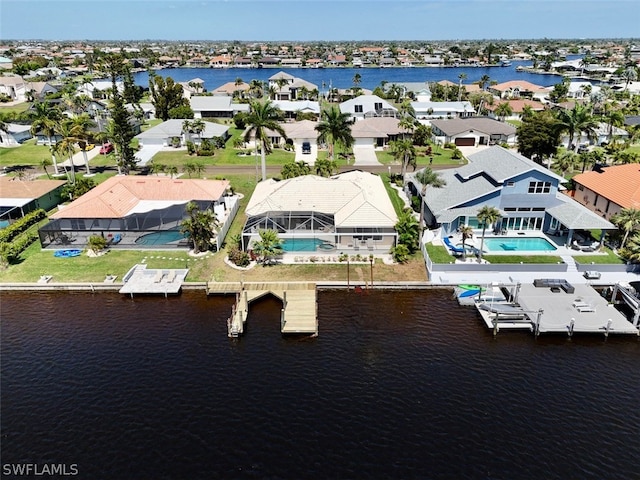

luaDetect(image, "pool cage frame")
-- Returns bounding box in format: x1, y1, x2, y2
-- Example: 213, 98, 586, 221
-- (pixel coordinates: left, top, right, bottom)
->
241, 210, 397, 253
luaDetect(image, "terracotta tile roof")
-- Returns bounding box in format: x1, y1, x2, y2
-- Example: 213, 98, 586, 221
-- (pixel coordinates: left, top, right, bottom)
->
491, 80, 547, 92
51, 176, 229, 219
573, 164, 640, 209
485, 99, 546, 113
0, 178, 66, 199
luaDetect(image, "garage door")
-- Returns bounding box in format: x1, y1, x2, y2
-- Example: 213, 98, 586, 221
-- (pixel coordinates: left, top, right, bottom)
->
454, 137, 475, 146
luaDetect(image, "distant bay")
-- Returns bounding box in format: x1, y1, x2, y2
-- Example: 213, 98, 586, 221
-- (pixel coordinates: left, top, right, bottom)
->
133, 60, 566, 92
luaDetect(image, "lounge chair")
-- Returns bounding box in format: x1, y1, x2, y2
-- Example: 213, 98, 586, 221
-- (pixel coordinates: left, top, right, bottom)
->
443, 236, 465, 255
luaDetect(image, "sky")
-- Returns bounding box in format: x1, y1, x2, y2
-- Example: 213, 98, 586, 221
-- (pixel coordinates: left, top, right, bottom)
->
1, 0, 639, 42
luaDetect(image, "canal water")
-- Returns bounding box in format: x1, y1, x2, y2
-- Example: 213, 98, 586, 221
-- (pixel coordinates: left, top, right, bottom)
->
1, 290, 638, 479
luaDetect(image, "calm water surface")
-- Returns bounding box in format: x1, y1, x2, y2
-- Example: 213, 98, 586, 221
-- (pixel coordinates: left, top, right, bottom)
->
1, 290, 639, 480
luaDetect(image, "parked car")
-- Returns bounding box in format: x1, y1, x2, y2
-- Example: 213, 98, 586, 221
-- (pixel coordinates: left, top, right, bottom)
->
577, 144, 589, 154
302, 141, 311, 154
83, 143, 95, 151
99, 142, 114, 154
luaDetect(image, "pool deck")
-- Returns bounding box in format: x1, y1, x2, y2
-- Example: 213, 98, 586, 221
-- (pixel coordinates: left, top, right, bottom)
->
119, 264, 189, 296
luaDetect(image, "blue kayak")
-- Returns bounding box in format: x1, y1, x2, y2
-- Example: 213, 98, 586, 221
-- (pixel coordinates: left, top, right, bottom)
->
458, 289, 481, 298
54, 249, 82, 258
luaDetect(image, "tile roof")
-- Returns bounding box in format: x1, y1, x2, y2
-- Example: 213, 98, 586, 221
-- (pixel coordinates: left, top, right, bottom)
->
430, 117, 517, 136
245, 171, 397, 228
350, 117, 404, 138
0, 178, 65, 199
491, 80, 548, 92
51, 176, 229, 219
573, 164, 640, 209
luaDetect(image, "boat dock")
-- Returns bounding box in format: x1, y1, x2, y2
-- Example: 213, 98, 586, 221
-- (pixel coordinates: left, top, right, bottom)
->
474, 280, 640, 337
119, 264, 189, 297
207, 282, 317, 337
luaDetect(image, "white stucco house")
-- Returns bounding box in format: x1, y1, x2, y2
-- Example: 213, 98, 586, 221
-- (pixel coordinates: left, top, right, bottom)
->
135, 119, 230, 147
339, 95, 398, 121
412, 101, 475, 121
0, 123, 32, 145
190, 96, 250, 119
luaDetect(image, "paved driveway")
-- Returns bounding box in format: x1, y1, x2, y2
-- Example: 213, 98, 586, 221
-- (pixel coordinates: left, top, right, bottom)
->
295, 145, 317, 165
135, 145, 165, 166
353, 145, 381, 165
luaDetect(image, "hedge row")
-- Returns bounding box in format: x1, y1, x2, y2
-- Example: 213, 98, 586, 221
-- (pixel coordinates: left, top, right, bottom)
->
0, 231, 38, 263
0, 209, 47, 244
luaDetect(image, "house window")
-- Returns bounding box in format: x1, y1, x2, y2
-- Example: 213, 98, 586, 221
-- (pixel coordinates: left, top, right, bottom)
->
354, 105, 363, 113
528, 181, 551, 194
578, 185, 584, 191
532, 207, 545, 212
374, 102, 382, 110
504, 207, 517, 212
506, 182, 515, 187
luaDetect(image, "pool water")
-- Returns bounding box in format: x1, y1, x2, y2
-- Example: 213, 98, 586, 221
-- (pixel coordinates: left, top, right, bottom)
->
281, 238, 331, 252
135, 230, 188, 245
484, 236, 557, 252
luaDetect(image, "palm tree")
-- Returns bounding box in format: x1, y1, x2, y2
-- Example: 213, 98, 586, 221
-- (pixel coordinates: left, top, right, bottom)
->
181, 119, 192, 144
243, 100, 286, 181
603, 108, 625, 142
54, 119, 81, 184
41, 157, 52, 179
352, 72, 362, 89
494, 102, 513, 121
458, 224, 474, 261
314, 158, 338, 177
69, 113, 96, 174
29, 101, 62, 174
248, 79, 264, 98
478, 74, 491, 91
611, 208, 640, 249
476, 206, 502, 264
622, 66, 638, 91
315, 105, 354, 161
554, 150, 578, 177
556, 104, 599, 151
457, 73, 467, 101
415, 167, 446, 230
251, 229, 283, 265
180, 201, 218, 254
166, 165, 178, 179
390, 139, 417, 176
395, 208, 421, 253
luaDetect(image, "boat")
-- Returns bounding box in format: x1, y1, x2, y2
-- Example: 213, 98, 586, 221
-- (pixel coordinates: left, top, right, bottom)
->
459, 289, 481, 298
54, 249, 82, 258
458, 284, 486, 291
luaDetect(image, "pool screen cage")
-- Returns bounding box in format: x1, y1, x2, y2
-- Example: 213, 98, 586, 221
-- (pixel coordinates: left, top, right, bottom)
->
38, 201, 213, 249
242, 211, 335, 250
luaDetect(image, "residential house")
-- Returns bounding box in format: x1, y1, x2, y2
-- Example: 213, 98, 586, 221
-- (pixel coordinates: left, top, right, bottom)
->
211, 81, 250, 97
489, 80, 548, 101
190, 96, 250, 119
406, 146, 614, 245
351, 117, 407, 149
412, 101, 475, 121
272, 100, 320, 119
0, 123, 32, 145
559, 121, 629, 148
39, 176, 239, 250
135, 119, 230, 147
567, 81, 601, 100
242, 170, 398, 253
430, 117, 517, 146
485, 99, 546, 121
179, 78, 205, 99
0, 75, 26, 102
0, 178, 66, 223
571, 164, 640, 220
339, 95, 398, 121
267, 72, 318, 101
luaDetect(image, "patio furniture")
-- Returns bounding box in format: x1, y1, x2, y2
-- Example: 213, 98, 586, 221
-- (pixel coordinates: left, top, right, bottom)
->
584, 271, 601, 280
533, 278, 575, 294
443, 236, 465, 255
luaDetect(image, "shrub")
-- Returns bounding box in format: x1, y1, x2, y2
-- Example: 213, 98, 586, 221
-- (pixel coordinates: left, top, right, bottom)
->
444, 142, 457, 150
186, 141, 196, 155
228, 245, 250, 267
0, 209, 46, 244
391, 244, 411, 263
451, 148, 463, 160
88, 234, 108, 253
0, 231, 38, 264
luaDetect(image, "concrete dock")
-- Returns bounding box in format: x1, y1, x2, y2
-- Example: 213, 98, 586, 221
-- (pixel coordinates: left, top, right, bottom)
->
119, 264, 189, 296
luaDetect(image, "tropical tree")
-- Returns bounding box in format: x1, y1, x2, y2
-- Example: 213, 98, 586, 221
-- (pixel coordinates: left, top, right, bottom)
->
611, 208, 640, 249
315, 105, 354, 161
54, 119, 83, 184
248, 79, 264, 98
622, 66, 638, 91
149, 73, 187, 121
251, 229, 283, 265
314, 158, 338, 177
394, 208, 420, 254
29, 101, 62, 174
166, 165, 179, 179
494, 102, 513, 121
390, 139, 417, 176
415, 167, 446, 229
553, 150, 578, 177
516, 110, 562, 163
457, 73, 467, 101
41, 157, 52, 179
556, 103, 599, 151
280, 161, 311, 179
603, 108, 625, 142
180, 201, 218, 254
476, 206, 502, 264
69, 113, 96, 174
352, 72, 362, 89
191, 118, 206, 145
243, 100, 286, 181
478, 74, 491, 91
181, 119, 192, 144
458, 224, 474, 261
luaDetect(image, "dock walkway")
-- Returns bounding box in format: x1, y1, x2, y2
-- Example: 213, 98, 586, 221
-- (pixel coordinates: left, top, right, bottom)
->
119, 264, 189, 296
207, 282, 317, 336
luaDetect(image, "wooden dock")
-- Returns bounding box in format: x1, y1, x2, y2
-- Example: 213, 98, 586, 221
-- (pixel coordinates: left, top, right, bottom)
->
207, 282, 317, 337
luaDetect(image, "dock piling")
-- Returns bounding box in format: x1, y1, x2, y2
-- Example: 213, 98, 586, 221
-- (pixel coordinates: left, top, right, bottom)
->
568, 318, 575, 337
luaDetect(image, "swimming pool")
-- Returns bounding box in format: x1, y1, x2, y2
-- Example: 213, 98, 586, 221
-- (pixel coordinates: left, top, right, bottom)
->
281, 238, 333, 252
135, 230, 188, 246
483, 236, 557, 252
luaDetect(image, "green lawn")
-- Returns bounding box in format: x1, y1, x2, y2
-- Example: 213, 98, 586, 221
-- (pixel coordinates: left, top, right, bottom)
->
574, 248, 624, 265
376, 145, 464, 167
0, 139, 52, 169
0, 102, 30, 115
482, 255, 563, 264
381, 174, 406, 216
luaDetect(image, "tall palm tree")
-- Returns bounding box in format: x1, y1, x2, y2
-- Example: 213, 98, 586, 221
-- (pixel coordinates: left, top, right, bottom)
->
69, 113, 96, 174
54, 119, 82, 185
315, 105, 354, 162
252, 229, 283, 265
622, 66, 638, 91
476, 206, 502, 264
190, 118, 206, 145
554, 150, 578, 177
457, 73, 467, 101
243, 100, 286, 181
494, 102, 513, 121
415, 167, 446, 230
458, 224, 474, 261
556, 104, 599, 151
180, 201, 218, 254
611, 208, 640, 249
478, 74, 491, 91
29, 101, 62, 174
390, 139, 416, 176
603, 108, 625, 142
352, 72, 362, 89
41, 157, 52, 179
